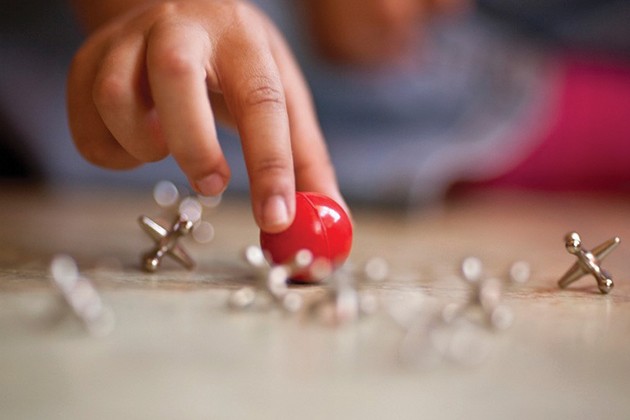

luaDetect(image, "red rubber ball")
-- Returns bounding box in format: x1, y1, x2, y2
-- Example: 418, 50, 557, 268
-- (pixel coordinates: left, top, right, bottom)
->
260, 192, 353, 282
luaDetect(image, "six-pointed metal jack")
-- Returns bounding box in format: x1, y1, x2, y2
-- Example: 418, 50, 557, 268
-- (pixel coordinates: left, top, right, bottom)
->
138, 214, 195, 272
558, 231, 620, 294
227, 246, 312, 312
301, 257, 389, 325
443, 257, 530, 330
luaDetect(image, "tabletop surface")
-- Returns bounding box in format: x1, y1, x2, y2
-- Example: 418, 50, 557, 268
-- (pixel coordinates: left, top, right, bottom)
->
1, 184, 629, 420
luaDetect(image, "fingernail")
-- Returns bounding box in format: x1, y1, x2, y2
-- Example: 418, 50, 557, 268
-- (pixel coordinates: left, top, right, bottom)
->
195, 173, 225, 196
262, 195, 289, 228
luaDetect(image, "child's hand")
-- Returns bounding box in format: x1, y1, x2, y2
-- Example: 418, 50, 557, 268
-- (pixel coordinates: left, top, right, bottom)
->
67, 0, 343, 233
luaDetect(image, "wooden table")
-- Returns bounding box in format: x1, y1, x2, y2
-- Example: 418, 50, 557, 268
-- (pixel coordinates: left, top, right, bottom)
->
1, 185, 629, 419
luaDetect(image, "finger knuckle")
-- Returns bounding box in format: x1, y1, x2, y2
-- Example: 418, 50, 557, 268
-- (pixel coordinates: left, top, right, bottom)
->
149, 15, 202, 79
92, 72, 128, 111
151, 45, 199, 78
240, 78, 285, 111
252, 156, 291, 178
150, 1, 180, 22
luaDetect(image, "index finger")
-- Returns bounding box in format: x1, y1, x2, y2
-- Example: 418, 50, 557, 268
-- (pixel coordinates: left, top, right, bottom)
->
265, 23, 346, 211
215, 18, 296, 233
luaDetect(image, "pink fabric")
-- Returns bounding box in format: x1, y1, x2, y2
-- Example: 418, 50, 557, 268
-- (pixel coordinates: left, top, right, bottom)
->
483, 55, 630, 191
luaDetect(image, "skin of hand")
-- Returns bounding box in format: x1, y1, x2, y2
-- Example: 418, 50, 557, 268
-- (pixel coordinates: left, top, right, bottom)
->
302, 0, 470, 66
66, 0, 344, 233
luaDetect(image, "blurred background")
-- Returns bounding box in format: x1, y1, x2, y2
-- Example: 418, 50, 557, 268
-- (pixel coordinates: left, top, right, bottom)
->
1, 0, 629, 205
